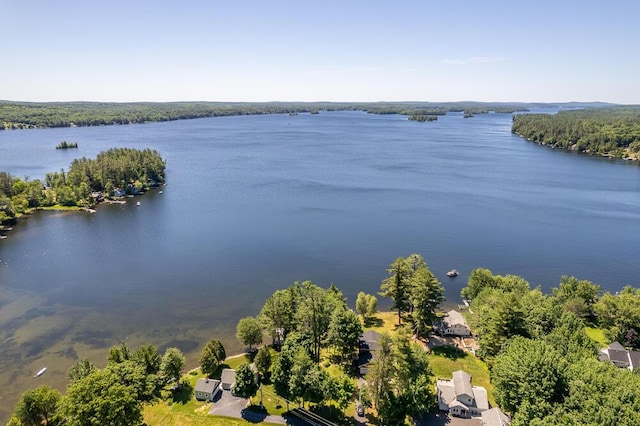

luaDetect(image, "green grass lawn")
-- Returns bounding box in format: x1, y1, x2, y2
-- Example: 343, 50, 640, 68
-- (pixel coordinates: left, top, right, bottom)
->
427, 345, 494, 406
585, 326, 608, 347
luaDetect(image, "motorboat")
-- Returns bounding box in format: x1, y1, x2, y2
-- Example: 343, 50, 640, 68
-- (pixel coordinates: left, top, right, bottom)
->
447, 269, 458, 277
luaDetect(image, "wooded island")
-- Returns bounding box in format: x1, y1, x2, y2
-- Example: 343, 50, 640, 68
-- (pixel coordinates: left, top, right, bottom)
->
0, 148, 165, 224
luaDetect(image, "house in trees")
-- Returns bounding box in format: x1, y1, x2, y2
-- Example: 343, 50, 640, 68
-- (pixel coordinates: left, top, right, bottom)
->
221, 368, 236, 391
436, 370, 489, 418
598, 341, 640, 371
481, 407, 511, 426
441, 310, 471, 336
358, 330, 381, 375
194, 378, 220, 401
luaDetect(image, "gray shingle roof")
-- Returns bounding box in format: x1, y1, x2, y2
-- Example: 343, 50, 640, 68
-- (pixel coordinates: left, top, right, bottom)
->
195, 378, 220, 394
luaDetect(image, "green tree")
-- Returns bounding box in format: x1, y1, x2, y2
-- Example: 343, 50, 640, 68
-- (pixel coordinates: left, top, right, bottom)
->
12, 386, 61, 426
296, 281, 333, 362
160, 347, 185, 384
200, 339, 226, 377
594, 286, 640, 347
326, 307, 363, 365
62, 368, 143, 426
365, 333, 395, 409
333, 376, 356, 410
271, 348, 294, 404
132, 343, 161, 375
258, 286, 299, 345
552, 275, 600, 318
236, 317, 263, 351
232, 363, 259, 399
409, 266, 444, 337
380, 256, 412, 325
254, 346, 272, 381
477, 292, 527, 358
356, 292, 377, 323
68, 358, 96, 384
492, 336, 568, 418
107, 341, 131, 364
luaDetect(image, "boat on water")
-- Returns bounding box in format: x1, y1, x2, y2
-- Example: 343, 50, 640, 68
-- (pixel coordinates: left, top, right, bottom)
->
447, 269, 458, 277
136, 201, 141, 206
35, 367, 47, 377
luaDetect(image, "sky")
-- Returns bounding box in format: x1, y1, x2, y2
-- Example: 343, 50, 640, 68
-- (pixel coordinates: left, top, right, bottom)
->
1, 0, 639, 103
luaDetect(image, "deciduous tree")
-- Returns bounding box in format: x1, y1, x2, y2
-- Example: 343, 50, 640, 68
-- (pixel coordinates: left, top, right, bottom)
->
236, 317, 263, 351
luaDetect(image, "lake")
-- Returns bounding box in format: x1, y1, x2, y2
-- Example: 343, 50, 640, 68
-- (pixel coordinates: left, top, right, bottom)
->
1, 110, 640, 420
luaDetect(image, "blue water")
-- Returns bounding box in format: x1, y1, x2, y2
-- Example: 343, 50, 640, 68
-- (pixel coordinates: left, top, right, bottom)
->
0, 110, 639, 418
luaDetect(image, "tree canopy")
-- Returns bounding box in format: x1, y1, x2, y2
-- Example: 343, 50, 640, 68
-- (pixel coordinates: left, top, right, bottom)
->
512, 106, 640, 159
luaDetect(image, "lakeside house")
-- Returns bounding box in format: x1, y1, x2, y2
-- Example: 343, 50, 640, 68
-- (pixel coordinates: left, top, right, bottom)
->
221, 368, 236, 391
481, 407, 511, 426
442, 310, 471, 337
598, 341, 640, 371
194, 378, 220, 401
358, 330, 382, 376
436, 370, 489, 418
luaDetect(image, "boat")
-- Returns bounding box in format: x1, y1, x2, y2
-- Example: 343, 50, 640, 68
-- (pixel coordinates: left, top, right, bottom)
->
446, 269, 458, 277
35, 367, 47, 377
136, 201, 141, 206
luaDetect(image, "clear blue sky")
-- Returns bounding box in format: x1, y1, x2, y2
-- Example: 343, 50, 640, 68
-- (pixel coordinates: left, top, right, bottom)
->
2, 0, 638, 103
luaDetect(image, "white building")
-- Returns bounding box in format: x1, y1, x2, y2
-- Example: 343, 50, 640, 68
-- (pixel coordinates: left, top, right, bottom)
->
436, 370, 489, 418
442, 310, 471, 336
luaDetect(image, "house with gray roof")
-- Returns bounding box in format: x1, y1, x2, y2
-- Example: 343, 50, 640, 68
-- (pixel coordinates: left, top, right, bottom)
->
598, 341, 640, 371
436, 370, 489, 418
358, 330, 382, 376
221, 368, 236, 391
442, 310, 471, 336
194, 378, 220, 401
482, 407, 511, 426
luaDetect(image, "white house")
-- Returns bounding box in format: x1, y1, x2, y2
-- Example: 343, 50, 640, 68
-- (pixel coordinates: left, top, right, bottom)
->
442, 310, 471, 336
194, 378, 220, 401
436, 370, 489, 418
598, 341, 640, 371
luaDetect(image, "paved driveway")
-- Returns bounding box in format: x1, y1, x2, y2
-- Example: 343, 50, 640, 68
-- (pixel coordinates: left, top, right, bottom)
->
209, 390, 309, 425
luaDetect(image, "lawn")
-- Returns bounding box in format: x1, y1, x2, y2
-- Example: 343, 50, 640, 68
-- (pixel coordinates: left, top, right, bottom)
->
427, 345, 494, 406
144, 354, 284, 426
362, 311, 401, 335
585, 326, 608, 347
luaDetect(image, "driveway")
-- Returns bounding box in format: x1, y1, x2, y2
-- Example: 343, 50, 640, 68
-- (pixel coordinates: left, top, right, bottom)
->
419, 413, 482, 426
209, 390, 309, 425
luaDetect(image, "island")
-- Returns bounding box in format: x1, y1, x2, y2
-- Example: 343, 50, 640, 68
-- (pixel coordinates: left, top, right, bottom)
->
55, 141, 78, 149
0, 148, 165, 229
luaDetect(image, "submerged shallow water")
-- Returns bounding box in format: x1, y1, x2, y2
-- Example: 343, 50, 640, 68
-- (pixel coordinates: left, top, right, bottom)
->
1, 110, 640, 419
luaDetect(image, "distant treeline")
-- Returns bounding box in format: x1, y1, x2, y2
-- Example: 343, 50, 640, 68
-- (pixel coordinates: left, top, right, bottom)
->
0, 148, 165, 221
0, 101, 538, 130
512, 106, 640, 159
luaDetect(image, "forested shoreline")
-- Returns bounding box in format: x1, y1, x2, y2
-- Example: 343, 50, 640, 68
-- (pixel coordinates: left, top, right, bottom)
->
0, 100, 536, 130
512, 106, 640, 159
0, 148, 165, 223
10, 254, 640, 425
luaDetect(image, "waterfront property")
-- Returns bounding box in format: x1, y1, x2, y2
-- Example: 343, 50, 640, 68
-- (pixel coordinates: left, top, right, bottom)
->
194, 378, 221, 401
598, 342, 640, 371
358, 330, 382, 375
437, 370, 489, 418
442, 310, 471, 337
221, 368, 236, 391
